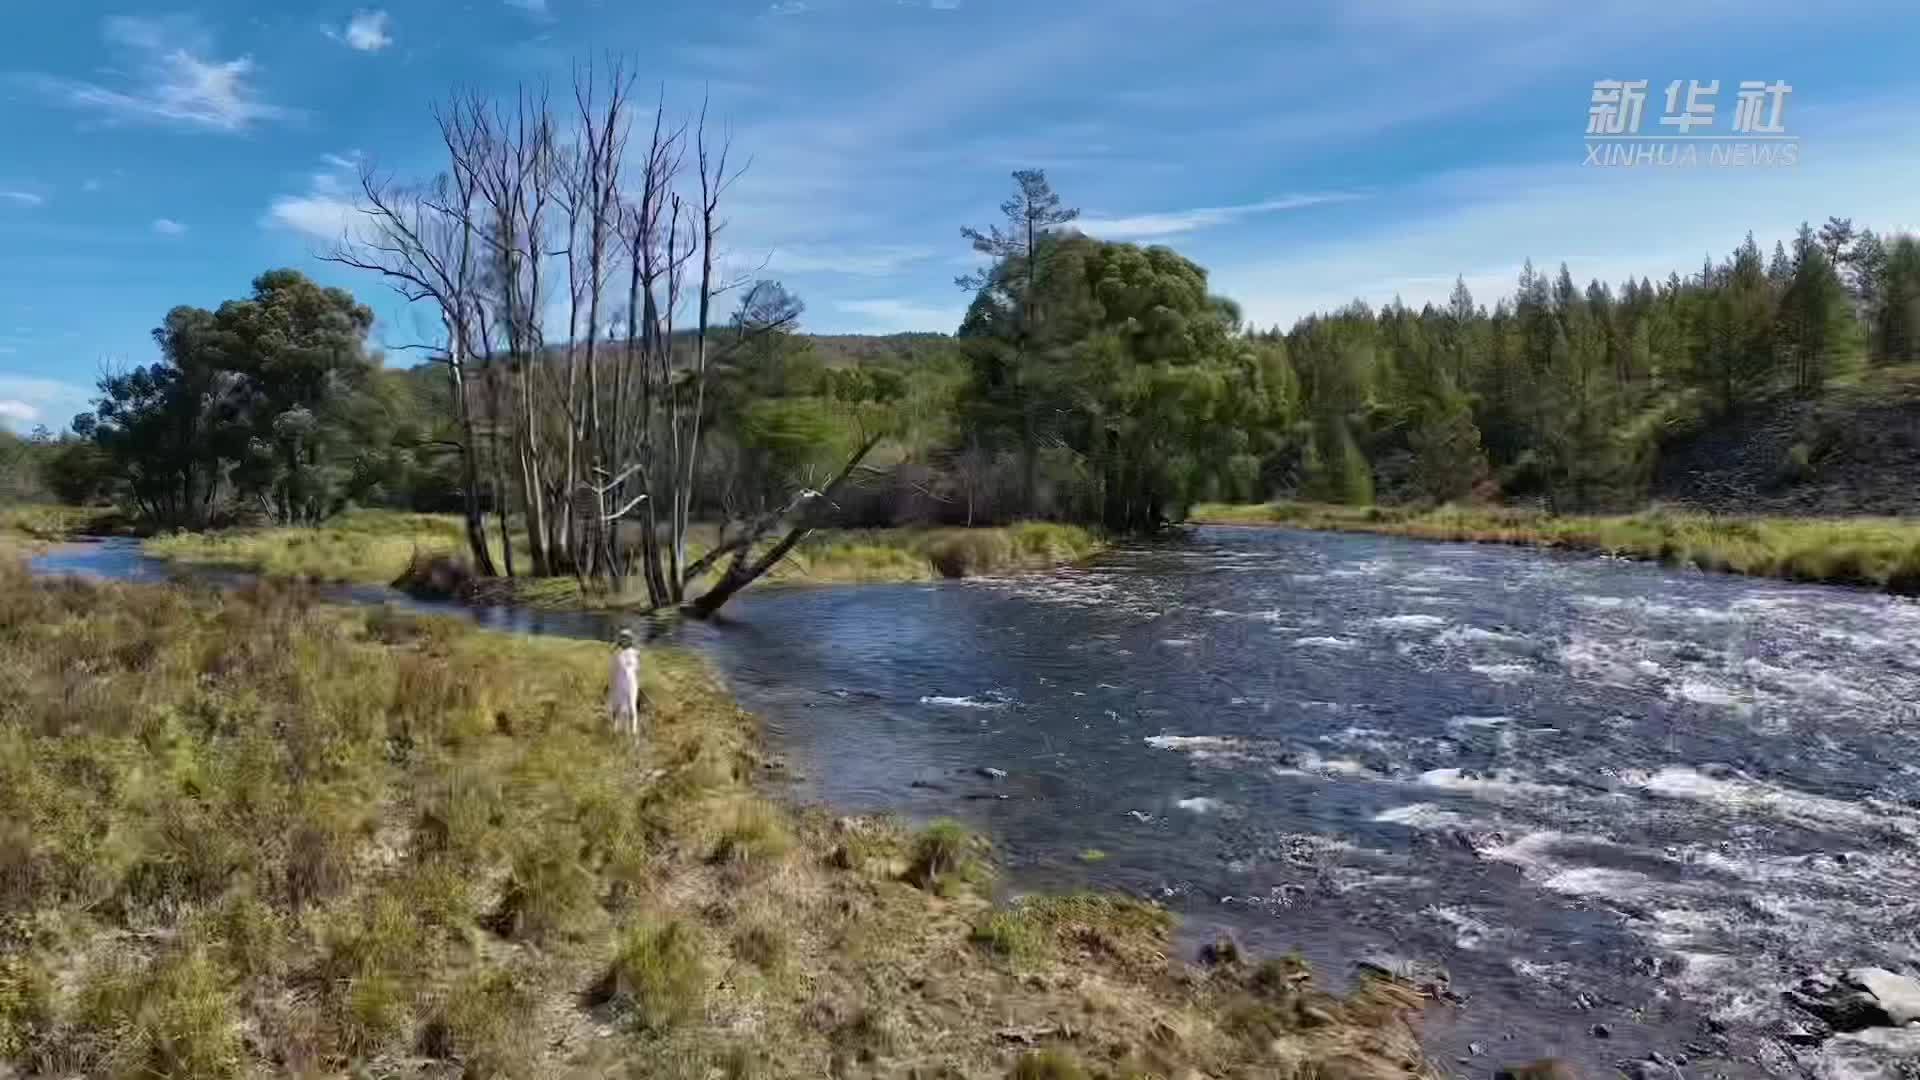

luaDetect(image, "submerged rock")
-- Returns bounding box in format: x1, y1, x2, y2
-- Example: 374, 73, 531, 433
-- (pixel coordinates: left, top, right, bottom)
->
1847, 968, 1920, 1027
1787, 974, 1894, 1033
1810, 1027, 1920, 1080
1493, 1058, 1580, 1080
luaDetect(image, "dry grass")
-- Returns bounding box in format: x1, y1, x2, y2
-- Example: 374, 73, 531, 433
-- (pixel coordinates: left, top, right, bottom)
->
148, 509, 1106, 609
144, 509, 479, 585
0, 556, 1437, 1078
1189, 500, 1920, 595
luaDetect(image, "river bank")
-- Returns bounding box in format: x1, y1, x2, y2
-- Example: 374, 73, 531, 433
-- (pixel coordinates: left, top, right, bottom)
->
129, 509, 1102, 608
0, 552, 1434, 1079
1186, 502, 1920, 595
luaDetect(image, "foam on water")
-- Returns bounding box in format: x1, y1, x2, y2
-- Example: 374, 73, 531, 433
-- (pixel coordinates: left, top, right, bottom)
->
1292, 635, 1359, 650
919, 692, 1014, 709
1373, 613, 1449, 631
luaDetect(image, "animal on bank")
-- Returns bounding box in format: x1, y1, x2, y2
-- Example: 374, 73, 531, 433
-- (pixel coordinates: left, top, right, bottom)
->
608, 627, 644, 735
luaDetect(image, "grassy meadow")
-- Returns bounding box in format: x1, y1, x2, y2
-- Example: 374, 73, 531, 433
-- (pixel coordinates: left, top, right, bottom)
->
136, 510, 1103, 606
0, 557, 1436, 1078
1187, 501, 1920, 594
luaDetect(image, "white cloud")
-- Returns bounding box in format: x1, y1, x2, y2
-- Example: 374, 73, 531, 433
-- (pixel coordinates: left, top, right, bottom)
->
765, 243, 936, 276
152, 217, 187, 235
264, 156, 372, 242
836, 298, 960, 333
0, 191, 44, 207
264, 194, 361, 242
327, 10, 394, 52
33, 15, 285, 133
503, 0, 550, 15
1074, 193, 1365, 241
0, 376, 94, 434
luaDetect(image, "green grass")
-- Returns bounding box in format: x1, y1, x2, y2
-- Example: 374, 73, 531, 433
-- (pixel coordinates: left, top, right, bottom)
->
602, 919, 707, 1032
144, 509, 1105, 607
0, 555, 1437, 1078
1189, 500, 1920, 594
972, 893, 1174, 974
144, 509, 479, 584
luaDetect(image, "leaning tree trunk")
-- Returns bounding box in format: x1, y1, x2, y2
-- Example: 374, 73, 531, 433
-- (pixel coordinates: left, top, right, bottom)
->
682, 435, 880, 618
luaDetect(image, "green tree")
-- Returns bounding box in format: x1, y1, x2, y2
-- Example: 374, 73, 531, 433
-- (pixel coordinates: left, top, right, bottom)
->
1777, 222, 1862, 393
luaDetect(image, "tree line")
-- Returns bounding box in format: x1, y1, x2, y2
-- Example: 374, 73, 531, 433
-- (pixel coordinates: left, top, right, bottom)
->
28, 57, 1920, 610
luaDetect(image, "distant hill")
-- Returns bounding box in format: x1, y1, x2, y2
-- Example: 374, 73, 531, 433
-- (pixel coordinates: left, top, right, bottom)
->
802, 332, 955, 368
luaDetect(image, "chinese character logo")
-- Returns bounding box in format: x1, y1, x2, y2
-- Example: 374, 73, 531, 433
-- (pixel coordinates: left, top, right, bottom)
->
1733, 80, 1792, 133
1588, 79, 1648, 135
1585, 78, 1797, 168
1661, 80, 1718, 133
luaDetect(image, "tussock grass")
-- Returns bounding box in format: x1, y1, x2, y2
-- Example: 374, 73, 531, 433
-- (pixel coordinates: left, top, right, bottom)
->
0, 556, 1437, 1078
972, 893, 1174, 974
711, 799, 796, 866
907, 818, 990, 896
601, 918, 707, 1032
0, 503, 133, 541
1010, 1048, 1091, 1079
145, 508, 1104, 603
145, 509, 475, 584
1190, 500, 1920, 594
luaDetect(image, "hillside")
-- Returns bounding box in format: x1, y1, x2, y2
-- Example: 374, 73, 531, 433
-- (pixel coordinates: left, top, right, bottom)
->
1653, 366, 1920, 516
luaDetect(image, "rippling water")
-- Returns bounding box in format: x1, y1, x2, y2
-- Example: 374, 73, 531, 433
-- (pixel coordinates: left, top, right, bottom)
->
35, 529, 1920, 1076
700, 527, 1920, 1076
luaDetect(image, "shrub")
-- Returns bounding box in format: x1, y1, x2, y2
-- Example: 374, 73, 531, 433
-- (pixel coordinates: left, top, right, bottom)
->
0, 953, 52, 1063
907, 819, 987, 896
199, 888, 285, 979
601, 919, 706, 1032
421, 967, 538, 1077
488, 838, 600, 942
733, 921, 789, 976
711, 800, 794, 866
317, 893, 431, 1054
925, 530, 1014, 578
1778, 442, 1815, 484
72, 947, 241, 1080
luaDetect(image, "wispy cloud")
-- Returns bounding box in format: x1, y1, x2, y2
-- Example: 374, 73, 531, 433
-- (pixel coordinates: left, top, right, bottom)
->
152, 218, 187, 235
325, 10, 394, 52
765, 243, 936, 276
1074, 193, 1365, 241
264, 193, 361, 242
0, 401, 38, 429
263, 157, 366, 242
767, 0, 809, 13
0, 191, 44, 207
81, 178, 103, 193
836, 297, 960, 333
31, 15, 285, 133
503, 0, 551, 17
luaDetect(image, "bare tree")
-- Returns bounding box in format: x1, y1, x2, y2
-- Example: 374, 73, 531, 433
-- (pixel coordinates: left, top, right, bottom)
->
324, 124, 499, 576
327, 59, 883, 615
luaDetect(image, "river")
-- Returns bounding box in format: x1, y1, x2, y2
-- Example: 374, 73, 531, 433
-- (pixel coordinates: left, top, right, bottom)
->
32, 527, 1920, 1078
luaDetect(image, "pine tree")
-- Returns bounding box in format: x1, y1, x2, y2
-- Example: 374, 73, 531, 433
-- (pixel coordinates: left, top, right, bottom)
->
1778, 222, 1862, 393
1874, 235, 1920, 364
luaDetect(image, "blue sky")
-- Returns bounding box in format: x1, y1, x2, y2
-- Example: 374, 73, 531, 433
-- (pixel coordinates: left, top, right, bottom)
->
5, 0, 1920, 432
